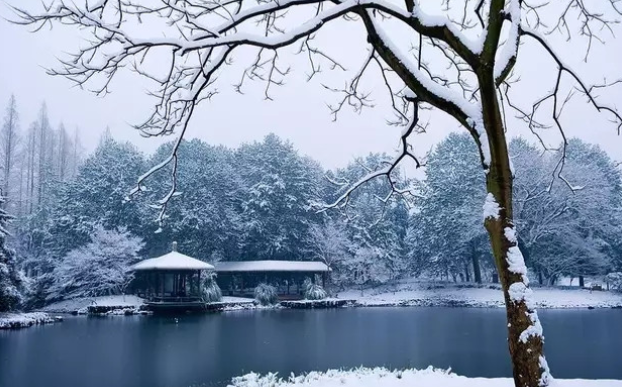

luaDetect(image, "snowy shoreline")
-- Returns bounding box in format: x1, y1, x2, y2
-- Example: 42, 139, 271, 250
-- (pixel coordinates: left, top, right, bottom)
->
228, 367, 622, 387
0, 312, 62, 329
337, 283, 622, 309
34, 284, 622, 317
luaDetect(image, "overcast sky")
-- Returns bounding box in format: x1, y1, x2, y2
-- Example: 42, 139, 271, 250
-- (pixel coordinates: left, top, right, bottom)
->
1, 1, 621, 172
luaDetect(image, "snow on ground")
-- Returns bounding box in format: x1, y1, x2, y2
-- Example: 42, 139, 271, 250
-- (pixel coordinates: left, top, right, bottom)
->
222, 296, 255, 303
229, 367, 622, 387
0, 312, 62, 329
338, 281, 622, 309
40, 295, 146, 314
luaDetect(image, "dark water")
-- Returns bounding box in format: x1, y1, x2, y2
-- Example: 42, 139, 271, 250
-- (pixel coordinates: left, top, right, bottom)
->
1, 307, 620, 387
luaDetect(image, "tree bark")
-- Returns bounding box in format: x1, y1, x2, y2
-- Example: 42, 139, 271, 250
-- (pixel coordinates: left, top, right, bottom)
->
579, 276, 585, 288
479, 71, 550, 387
471, 244, 482, 284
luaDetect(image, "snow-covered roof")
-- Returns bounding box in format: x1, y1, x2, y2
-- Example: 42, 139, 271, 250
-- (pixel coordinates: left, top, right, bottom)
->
215, 260, 330, 273
131, 251, 214, 271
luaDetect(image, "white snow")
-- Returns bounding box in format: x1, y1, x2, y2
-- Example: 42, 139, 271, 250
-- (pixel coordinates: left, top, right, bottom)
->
215, 260, 330, 273
370, 19, 490, 167
483, 193, 501, 220
228, 366, 622, 387
504, 227, 517, 243
0, 312, 61, 329
337, 281, 622, 309
41, 295, 145, 314
494, 0, 521, 80
131, 251, 215, 271
221, 296, 255, 303
519, 312, 544, 343
506, 246, 528, 279
411, 7, 485, 55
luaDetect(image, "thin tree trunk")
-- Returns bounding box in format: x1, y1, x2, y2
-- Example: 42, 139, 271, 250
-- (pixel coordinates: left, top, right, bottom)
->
471, 244, 482, 284
479, 71, 549, 387
27, 124, 36, 214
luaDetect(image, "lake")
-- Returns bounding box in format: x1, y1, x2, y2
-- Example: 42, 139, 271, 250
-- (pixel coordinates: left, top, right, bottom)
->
1, 307, 620, 387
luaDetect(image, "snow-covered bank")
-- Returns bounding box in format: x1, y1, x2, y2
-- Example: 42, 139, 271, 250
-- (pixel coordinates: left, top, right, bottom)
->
229, 367, 622, 387
36, 284, 622, 316
40, 295, 258, 314
40, 295, 146, 314
338, 283, 622, 309
0, 312, 62, 329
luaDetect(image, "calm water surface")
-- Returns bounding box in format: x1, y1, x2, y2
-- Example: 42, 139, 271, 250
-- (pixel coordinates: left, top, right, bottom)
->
1, 307, 620, 387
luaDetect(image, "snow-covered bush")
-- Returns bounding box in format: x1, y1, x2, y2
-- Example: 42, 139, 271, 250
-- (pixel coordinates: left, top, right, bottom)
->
605, 273, 622, 292
254, 283, 278, 306
46, 226, 144, 302
202, 271, 222, 302
302, 277, 313, 294
304, 283, 327, 300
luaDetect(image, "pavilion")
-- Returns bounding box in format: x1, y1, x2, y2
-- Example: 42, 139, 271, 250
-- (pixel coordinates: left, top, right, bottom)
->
214, 260, 330, 299
129, 242, 214, 310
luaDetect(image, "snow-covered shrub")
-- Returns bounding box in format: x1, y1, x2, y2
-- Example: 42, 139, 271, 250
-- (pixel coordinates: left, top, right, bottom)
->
304, 283, 327, 300
254, 283, 278, 306
302, 277, 313, 294
605, 273, 622, 292
202, 271, 222, 302
46, 226, 144, 302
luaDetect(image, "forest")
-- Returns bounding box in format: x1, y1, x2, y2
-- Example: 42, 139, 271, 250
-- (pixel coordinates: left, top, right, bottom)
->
1, 96, 622, 311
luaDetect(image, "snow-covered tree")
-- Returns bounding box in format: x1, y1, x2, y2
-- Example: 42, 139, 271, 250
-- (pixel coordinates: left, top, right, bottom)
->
326, 153, 411, 284
306, 220, 353, 287
1, 95, 20, 211
46, 226, 144, 301
18, 0, 622, 383
413, 133, 489, 282
47, 135, 147, 256
0, 196, 24, 312
512, 139, 621, 284
143, 139, 243, 259
236, 134, 324, 260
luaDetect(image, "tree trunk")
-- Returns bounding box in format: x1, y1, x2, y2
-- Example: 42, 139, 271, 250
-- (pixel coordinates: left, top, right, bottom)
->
464, 263, 470, 283
579, 276, 585, 288
471, 245, 482, 284
479, 71, 550, 387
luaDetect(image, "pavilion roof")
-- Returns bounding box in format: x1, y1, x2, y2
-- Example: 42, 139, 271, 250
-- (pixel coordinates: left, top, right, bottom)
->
131, 251, 214, 271
214, 260, 330, 273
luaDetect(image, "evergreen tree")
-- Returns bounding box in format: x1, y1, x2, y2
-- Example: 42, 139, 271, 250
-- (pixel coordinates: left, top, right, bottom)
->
143, 139, 243, 260
236, 134, 324, 261
0, 196, 24, 311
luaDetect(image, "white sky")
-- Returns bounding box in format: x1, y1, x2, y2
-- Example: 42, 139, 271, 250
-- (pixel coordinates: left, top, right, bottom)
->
0, 1, 621, 172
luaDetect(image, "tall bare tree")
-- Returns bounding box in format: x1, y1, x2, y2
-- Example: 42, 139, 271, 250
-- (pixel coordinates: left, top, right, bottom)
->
0, 95, 20, 208
70, 127, 83, 179
14, 1, 622, 385
36, 103, 49, 208
57, 123, 70, 182
24, 122, 37, 214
